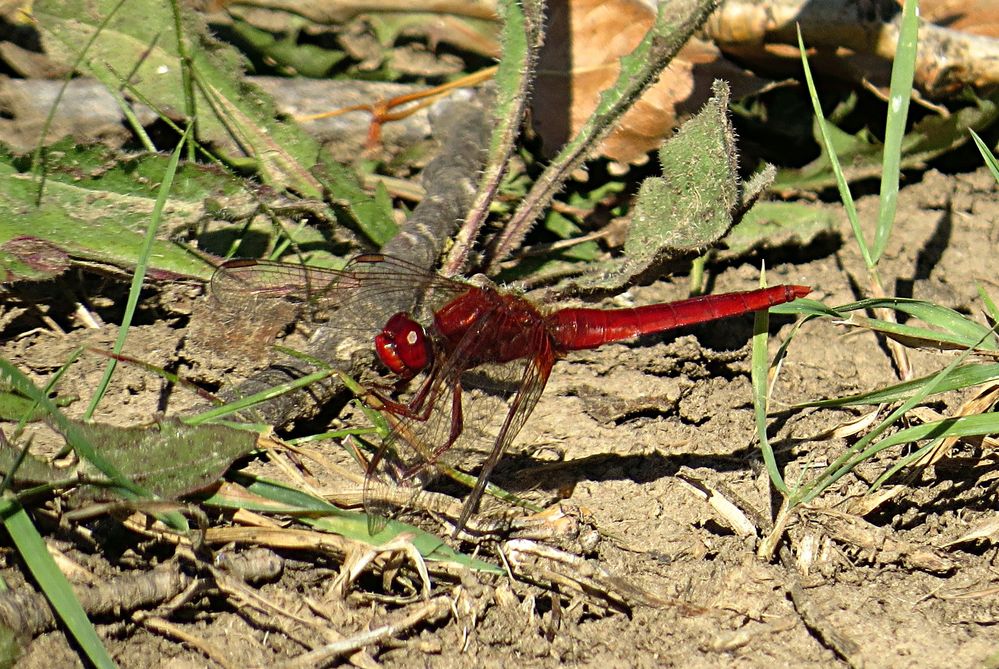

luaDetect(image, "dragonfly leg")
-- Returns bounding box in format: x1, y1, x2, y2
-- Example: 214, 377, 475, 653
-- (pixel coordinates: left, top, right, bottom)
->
368, 387, 436, 422
398, 382, 464, 481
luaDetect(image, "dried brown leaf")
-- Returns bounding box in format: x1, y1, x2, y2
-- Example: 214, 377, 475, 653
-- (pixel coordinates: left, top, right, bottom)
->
922, 0, 999, 38
533, 0, 770, 165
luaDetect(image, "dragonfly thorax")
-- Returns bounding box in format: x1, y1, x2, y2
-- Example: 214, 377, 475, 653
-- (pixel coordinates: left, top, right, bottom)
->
374, 312, 432, 379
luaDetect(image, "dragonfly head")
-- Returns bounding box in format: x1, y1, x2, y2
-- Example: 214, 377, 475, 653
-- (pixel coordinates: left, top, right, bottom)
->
374, 312, 432, 380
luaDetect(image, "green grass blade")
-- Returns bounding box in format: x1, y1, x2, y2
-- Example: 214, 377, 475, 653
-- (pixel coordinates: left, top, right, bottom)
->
752, 279, 788, 494
839, 315, 995, 351
4, 346, 83, 434
871, 438, 939, 489
969, 129, 999, 182
769, 297, 842, 318
0, 436, 33, 496
793, 328, 988, 506
796, 362, 999, 408
779, 296, 997, 350
85, 347, 220, 404
288, 427, 380, 445
979, 286, 999, 323
106, 86, 156, 152
852, 413, 999, 461
796, 26, 871, 268
84, 125, 192, 420
881, 300, 997, 343
1, 498, 117, 669
183, 367, 338, 426
872, 0, 918, 262
824, 412, 999, 494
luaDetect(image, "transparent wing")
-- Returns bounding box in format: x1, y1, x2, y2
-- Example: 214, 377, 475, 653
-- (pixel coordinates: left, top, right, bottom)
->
210, 254, 470, 332
455, 347, 554, 531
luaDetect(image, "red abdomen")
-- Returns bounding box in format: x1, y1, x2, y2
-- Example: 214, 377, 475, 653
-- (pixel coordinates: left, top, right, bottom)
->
548, 285, 810, 351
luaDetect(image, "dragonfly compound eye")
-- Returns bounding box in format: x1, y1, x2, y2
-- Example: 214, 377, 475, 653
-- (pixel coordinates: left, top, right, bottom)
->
374, 312, 431, 379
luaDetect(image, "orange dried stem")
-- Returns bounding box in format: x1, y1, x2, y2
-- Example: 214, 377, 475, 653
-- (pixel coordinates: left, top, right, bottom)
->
295, 66, 498, 146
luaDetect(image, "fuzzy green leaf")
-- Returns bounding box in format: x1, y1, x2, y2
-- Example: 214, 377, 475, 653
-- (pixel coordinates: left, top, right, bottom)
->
624, 80, 738, 275
64, 419, 257, 498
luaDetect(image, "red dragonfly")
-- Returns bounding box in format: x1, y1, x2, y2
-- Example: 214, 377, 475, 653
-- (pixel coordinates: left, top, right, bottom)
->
212, 254, 809, 532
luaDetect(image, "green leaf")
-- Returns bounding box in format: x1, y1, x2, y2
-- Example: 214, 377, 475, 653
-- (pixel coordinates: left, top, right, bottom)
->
63, 419, 255, 498
774, 91, 999, 192
0, 406, 254, 500
624, 81, 738, 276
0, 359, 148, 499
0, 236, 70, 282
726, 201, 837, 255
543, 211, 600, 261
30, 141, 246, 202
34, 0, 322, 195
314, 155, 398, 246
752, 279, 788, 494
491, 0, 717, 265
211, 475, 503, 573
0, 144, 218, 280
228, 17, 347, 78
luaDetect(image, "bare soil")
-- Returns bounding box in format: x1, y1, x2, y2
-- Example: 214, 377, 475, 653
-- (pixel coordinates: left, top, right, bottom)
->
2, 166, 997, 668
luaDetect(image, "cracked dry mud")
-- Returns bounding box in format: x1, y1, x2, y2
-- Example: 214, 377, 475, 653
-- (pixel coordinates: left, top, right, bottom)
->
2, 167, 997, 667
